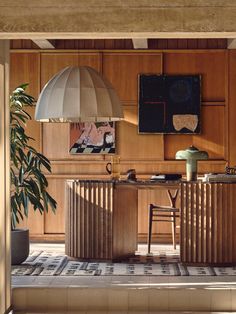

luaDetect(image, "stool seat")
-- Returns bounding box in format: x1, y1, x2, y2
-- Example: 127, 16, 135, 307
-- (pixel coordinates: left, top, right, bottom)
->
147, 189, 179, 253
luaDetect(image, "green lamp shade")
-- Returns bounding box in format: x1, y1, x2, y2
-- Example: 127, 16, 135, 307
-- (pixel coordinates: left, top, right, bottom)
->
176, 146, 208, 181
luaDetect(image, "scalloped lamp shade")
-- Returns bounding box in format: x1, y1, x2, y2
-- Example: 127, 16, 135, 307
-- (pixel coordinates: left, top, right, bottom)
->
35, 66, 124, 122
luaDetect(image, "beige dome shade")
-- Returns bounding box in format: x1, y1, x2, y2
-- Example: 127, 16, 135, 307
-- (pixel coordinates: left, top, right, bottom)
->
35, 66, 124, 122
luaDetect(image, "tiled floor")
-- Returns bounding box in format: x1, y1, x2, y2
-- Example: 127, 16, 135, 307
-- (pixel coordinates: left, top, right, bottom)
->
12, 243, 236, 313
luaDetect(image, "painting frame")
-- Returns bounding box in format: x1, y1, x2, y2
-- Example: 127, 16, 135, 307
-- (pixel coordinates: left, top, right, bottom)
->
138, 74, 201, 134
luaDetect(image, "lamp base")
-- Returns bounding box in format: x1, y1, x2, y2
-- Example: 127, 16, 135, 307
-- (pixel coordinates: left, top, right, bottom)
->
187, 171, 197, 181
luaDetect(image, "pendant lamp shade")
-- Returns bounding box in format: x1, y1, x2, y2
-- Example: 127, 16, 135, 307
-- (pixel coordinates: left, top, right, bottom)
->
35, 66, 124, 122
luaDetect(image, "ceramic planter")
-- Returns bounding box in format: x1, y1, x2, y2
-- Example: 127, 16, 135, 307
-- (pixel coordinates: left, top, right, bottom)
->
11, 229, 29, 265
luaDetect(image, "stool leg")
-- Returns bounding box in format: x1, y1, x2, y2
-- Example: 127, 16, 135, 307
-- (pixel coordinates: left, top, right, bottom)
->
148, 204, 153, 254
171, 212, 176, 250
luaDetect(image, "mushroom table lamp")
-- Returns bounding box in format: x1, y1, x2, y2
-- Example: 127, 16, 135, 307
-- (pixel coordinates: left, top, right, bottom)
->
175, 146, 209, 181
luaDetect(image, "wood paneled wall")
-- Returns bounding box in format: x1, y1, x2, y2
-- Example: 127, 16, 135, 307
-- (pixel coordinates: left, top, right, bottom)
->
10, 49, 236, 242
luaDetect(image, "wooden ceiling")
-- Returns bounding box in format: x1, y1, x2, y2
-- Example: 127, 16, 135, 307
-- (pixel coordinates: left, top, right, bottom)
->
10, 39, 227, 50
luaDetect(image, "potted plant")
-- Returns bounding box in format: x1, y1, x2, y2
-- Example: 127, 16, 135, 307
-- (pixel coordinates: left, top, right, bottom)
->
10, 84, 57, 264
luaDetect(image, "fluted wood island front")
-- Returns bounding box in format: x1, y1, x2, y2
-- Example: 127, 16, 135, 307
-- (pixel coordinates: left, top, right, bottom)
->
66, 180, 236, 264
65, 179, 179, 260
66, 180, 139, 260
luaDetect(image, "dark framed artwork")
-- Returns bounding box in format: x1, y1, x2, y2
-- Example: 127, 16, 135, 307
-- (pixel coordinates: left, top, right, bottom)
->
138, 74, 201, 134
70, 122, 115, 154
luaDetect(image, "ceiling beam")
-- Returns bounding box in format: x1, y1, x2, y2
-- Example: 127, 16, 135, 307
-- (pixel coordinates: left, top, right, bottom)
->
132, 38, 148, 49
1, 1, 236, 39
227, 39, 236, 49
32, 39, 55, 49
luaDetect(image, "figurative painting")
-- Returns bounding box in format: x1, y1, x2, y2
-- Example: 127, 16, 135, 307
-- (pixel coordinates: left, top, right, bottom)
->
70, 122, 115, 154
138, 74, 201, 134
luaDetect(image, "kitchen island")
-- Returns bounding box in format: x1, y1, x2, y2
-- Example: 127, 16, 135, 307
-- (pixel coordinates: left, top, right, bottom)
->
66, 179, 236, 265
65, 179, 179, 260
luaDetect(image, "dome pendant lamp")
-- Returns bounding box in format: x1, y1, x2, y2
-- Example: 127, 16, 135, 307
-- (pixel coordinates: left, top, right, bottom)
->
35, 66, 124, 122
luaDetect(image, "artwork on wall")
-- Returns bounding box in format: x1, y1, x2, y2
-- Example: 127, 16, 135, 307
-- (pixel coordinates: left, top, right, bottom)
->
138, 74, 201, 134
69, 122, 115, 154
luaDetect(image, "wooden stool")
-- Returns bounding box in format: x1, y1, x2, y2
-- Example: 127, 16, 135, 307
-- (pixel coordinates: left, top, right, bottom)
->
147, 189, 179, 253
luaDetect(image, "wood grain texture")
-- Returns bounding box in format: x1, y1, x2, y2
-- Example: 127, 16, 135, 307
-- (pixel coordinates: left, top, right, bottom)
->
181, 182, 236, 265
10, 50, 230, 242
10, 52, 44, 234
41, 52, 101, 159
164, 51, 226, 102
44, 178, 66, 234
11, 39, 227, 50
102, 52, 162, 102
138, 187, 180, 243
66, 180, 137, 259
228, 50, 236, 166
40, 52, 101, 85
113, 184, 138, 258
10, 52, 41, 152
117, 106, 164, 160
165, 106, 226, 160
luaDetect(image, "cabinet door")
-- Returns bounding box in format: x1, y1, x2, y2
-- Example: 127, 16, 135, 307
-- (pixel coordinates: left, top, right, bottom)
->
103, 52, 163, 102
44, 178, 66, 234
103, 53, 164, 161
164, 51, 226, 102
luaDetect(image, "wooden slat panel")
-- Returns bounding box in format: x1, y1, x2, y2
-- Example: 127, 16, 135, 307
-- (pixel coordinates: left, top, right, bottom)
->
164, 51, 226, 102
164, 106, 225, 160
181, 182, 236, 265
66, 181, 138, 259
10, 39, 227, 50
187, 39, 198, 49
103, 52, 162, 102
198, 39, 208, 49
207, 39, 218, 49
66, 180, 114, 259
177, 39, 188, 49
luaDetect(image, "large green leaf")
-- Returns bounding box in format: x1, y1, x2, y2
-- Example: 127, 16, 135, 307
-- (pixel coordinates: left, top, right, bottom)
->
10, 84, 57, 229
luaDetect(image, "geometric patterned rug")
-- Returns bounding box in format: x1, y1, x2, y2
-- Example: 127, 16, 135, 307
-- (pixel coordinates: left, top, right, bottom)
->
11, 251, 236, 276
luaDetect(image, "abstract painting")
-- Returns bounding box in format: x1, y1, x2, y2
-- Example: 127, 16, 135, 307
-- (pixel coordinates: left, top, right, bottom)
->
138, 74, 201, 134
